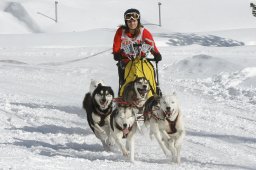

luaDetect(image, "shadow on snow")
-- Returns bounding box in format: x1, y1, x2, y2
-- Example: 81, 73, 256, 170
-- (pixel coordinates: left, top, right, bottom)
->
8, 124, 91, 135
187, 130, 256, 144
11, 102, 86, 118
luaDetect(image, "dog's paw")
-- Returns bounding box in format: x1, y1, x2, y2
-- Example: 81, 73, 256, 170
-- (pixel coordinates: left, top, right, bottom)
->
122, 150, 129, 157
172, 156, 180, 164
106, 137, 115, 146
103, 144, 111, 151
164, 151, 172, 158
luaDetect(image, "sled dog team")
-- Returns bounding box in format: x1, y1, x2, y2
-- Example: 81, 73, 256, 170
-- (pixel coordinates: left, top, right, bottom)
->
83, 79, 185, 163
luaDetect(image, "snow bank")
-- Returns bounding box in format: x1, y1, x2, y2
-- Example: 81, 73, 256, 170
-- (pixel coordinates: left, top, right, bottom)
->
169, 54, 240, 79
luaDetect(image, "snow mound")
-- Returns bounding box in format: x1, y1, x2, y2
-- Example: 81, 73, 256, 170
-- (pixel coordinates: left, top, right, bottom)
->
174, 67, 256, 105
209, 68, 256, 104
171, 54, 239, 78
213, 67, 256, 88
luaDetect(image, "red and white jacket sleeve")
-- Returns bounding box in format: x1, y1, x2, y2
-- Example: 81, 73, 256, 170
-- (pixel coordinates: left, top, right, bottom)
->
142, 28, 160, 55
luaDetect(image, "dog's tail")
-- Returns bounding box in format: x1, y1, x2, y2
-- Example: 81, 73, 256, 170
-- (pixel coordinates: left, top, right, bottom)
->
83, 93, 92, 111
83, 93, 95, 132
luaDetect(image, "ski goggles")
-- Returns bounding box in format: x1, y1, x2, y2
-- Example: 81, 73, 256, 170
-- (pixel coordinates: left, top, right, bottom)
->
124, 12, 140, 21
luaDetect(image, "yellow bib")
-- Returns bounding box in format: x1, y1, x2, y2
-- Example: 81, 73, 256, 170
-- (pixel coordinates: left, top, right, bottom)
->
119, 57, 156, 98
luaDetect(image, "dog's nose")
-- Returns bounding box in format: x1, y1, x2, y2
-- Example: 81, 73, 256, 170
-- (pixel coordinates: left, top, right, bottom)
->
101, 99, 106, 102
143, 85, 147, 89
123, 123, 127, 128
166, 107, 171, 111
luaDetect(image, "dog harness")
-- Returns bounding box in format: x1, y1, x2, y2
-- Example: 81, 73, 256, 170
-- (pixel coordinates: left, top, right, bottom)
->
166, 116, 178, 134
144, 110, 179, 134
94, 107, 112, 127
113, 97, 145, 122
121, 28, 144, 46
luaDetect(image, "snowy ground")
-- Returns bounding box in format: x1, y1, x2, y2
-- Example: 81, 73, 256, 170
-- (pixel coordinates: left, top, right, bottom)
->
1, 0, 256, 169
0, 40, 256, 169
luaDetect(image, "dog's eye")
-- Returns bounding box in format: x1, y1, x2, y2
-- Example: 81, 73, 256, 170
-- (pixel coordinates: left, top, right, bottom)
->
171, 101, 175, 104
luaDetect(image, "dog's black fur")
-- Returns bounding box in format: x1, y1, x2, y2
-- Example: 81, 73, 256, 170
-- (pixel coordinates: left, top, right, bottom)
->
110, 109, 119, 131
83, 83, 114, 133
143, 95, 161, 121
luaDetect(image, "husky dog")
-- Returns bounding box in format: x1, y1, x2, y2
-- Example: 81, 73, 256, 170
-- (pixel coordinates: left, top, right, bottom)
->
122, 77, 150, 108
144, 92, 185, 163
110, 106, 138, 162
83, 81, 115, 150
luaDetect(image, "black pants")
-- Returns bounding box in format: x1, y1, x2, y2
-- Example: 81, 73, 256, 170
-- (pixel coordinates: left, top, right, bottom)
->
117, 62, 126, 95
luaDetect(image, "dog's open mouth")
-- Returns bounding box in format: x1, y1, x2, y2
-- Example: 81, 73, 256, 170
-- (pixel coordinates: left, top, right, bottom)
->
137, 88, 148, 98
165, 110, 175, 118
166, 111, 172, 116
100, 100, 108, 108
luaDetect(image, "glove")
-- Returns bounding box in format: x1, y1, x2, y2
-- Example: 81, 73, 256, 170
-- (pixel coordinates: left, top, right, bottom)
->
153, 53, 162, 62
113, 53, 122, 61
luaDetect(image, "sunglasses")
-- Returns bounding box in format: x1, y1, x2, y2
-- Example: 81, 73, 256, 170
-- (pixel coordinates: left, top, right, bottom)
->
125, 12, 140, 21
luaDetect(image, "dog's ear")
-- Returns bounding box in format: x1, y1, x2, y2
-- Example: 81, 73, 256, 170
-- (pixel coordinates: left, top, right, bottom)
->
98, 83, 103, 87
107, 86, 114, 97
132, 107, 139, 115
144, 95, 155, 113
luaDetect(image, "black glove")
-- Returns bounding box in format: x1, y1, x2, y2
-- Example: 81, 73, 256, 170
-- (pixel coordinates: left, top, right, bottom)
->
113, 52, 122, 61
153, 53, 162, 62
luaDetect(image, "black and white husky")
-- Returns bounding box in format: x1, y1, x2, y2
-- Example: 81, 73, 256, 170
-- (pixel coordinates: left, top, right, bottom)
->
83, 80, 115, 150
144, 92, 185, 163
110, 106, 138, 162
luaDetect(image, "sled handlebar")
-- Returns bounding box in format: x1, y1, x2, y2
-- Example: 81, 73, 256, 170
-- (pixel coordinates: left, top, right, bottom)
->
118, 57, 157, 62
147, 58, 156, 62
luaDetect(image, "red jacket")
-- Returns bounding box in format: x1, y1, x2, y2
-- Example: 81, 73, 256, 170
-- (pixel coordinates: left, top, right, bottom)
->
113, 27, 160, 63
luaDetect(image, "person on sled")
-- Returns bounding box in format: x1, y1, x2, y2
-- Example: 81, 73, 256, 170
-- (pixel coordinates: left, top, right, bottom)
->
112, 8, 162, 97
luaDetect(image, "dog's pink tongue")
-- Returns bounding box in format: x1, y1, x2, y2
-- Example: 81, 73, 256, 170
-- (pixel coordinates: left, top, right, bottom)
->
123, 128, 129, 135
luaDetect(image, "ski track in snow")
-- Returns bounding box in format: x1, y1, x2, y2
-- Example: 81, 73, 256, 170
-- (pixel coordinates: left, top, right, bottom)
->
0, 46, 256, 170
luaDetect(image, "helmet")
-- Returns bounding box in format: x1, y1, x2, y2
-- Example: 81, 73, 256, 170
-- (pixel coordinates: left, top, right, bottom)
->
124, 8, 140, 27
